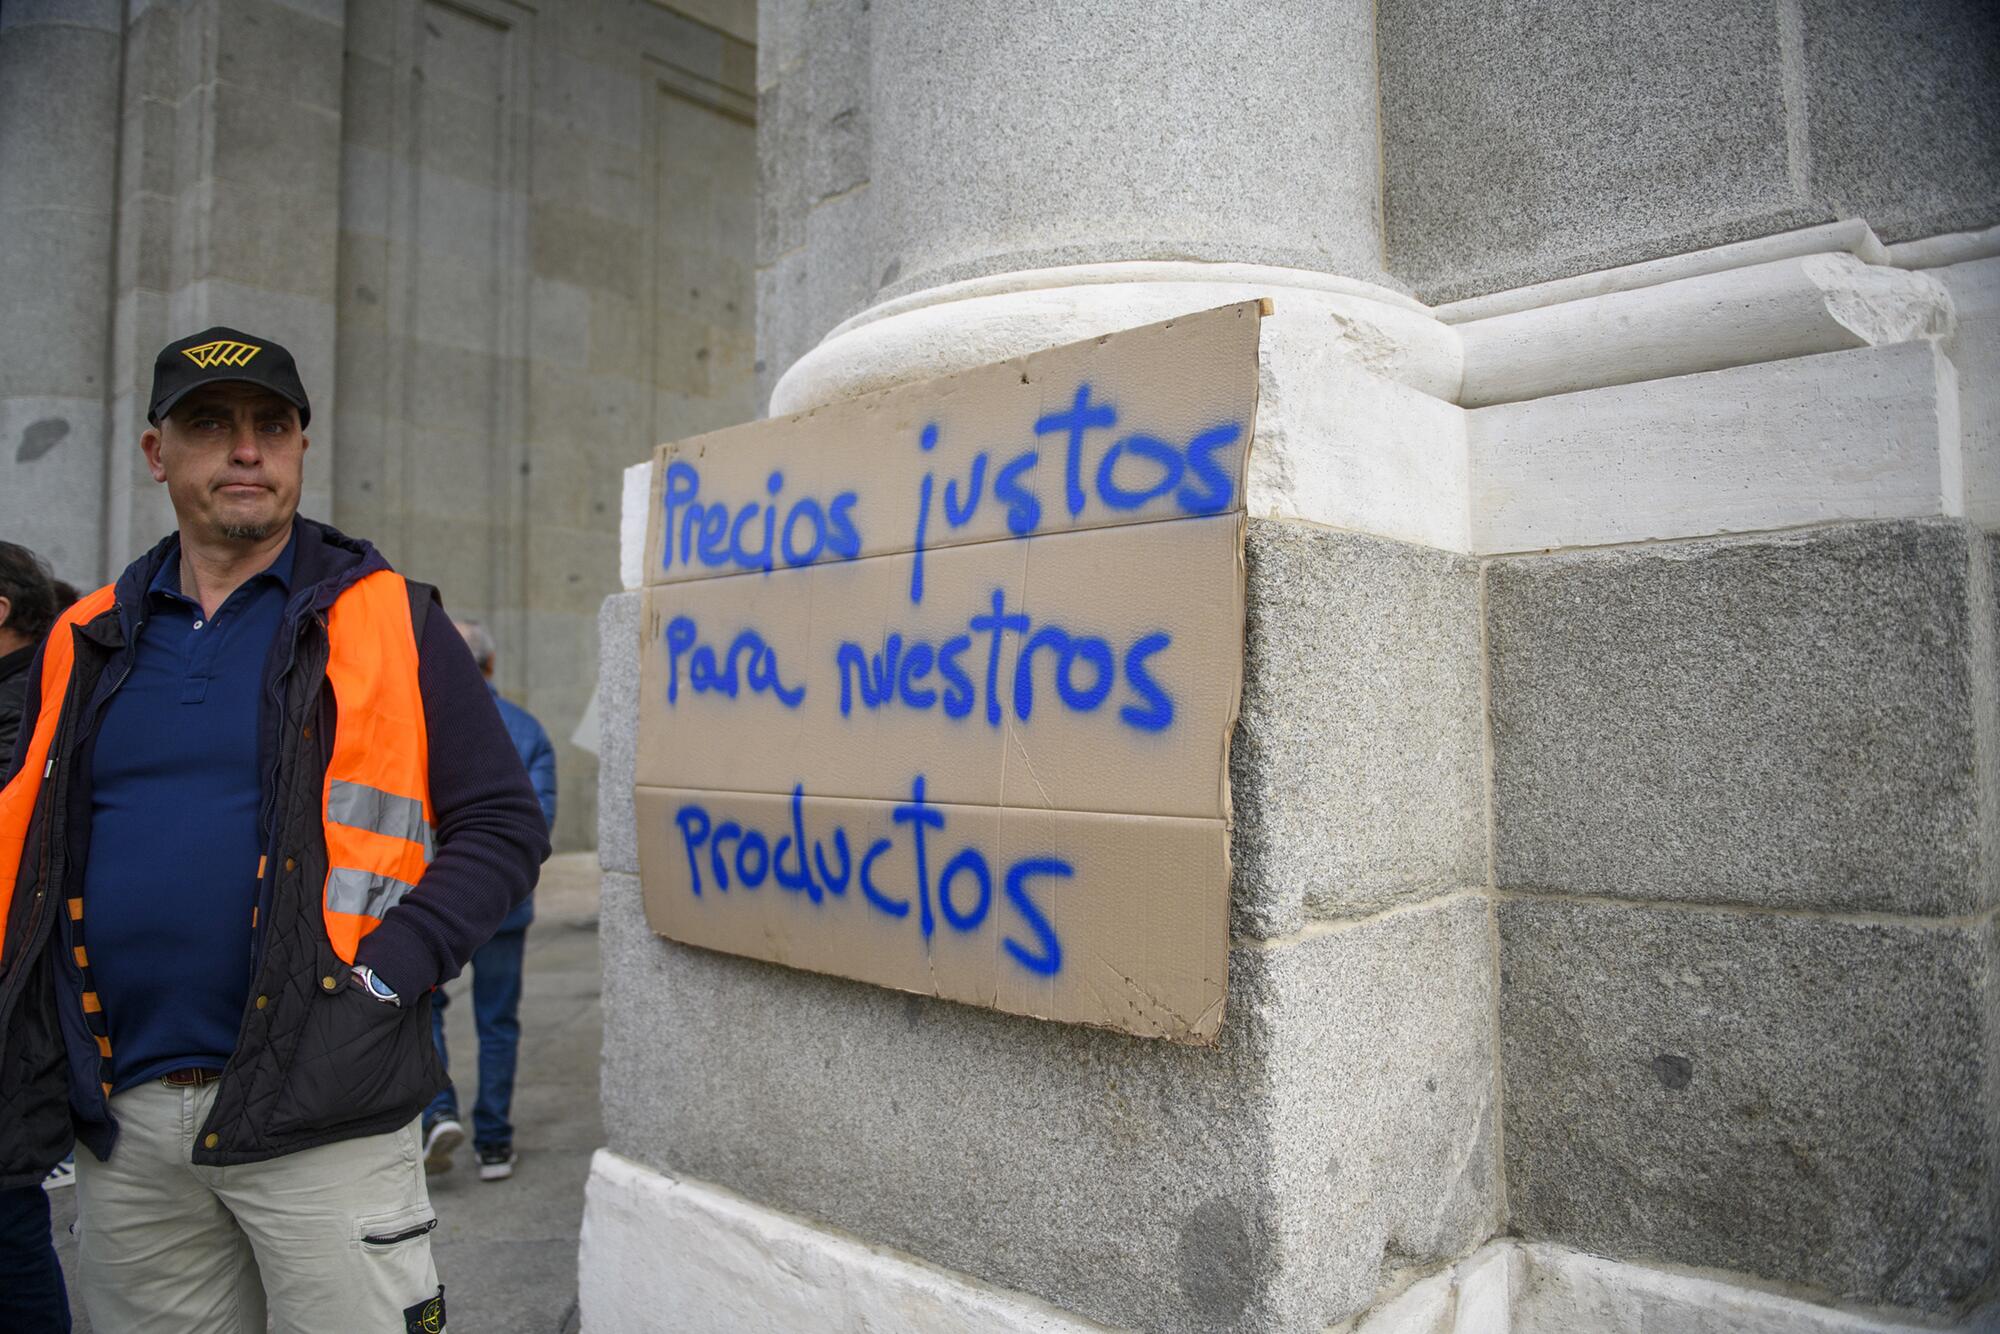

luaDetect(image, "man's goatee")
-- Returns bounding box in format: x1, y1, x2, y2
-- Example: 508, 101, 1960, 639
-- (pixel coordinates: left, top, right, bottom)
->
218, 521, 276, 542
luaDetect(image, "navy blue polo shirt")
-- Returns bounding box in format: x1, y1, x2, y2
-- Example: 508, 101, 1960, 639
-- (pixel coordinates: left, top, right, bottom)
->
84, 533, 296, 1092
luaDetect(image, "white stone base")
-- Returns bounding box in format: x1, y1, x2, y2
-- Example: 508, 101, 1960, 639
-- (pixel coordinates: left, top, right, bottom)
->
578, 1151, 1980, 1333
1337, 1244, 1964, 1334
577, 1150, 1115, 1333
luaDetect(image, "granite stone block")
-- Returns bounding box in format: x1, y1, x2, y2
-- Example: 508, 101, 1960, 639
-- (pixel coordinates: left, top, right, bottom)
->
528, 44, 640, 152
1231, 520, 1486, 937
1499, 896, 1999, 1313
1488, 521, 1995, 916
0, 18, 121, 212
600, 871, 1497, 1334
528, 122, 639, 228
597, 592, 642, 875
200, 175, 341, 297
529, 201, 644, 297
1377, 0, 1825, 303
1800, 0, 2000, 245
119, 91, 177, 203
0, 208, 116, 398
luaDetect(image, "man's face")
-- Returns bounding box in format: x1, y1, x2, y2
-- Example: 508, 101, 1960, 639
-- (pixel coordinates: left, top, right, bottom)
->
141, 382, 307, 546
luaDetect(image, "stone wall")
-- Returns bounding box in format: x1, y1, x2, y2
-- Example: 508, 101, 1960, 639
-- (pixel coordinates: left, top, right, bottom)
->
334, 0, 757, 850
1491, 522, 2000, 1313
588, 2, 2000, 1328
1376, 0, 2000, 302
0, 0, 759, 852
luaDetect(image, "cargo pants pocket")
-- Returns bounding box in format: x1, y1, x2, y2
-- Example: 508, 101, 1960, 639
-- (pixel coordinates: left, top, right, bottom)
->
350, 1198, 443, 1331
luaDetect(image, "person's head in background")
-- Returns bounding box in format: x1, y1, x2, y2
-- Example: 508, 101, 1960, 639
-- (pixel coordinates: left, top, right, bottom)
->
0, 542, 59, 657
456, 619, 497, 682
50, 580, 78, 611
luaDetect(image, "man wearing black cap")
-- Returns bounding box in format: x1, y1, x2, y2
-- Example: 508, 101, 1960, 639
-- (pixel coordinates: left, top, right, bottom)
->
0, 327, 549, 1332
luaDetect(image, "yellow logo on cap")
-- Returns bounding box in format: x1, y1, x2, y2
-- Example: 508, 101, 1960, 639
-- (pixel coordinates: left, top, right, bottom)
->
181, 339, 263, 369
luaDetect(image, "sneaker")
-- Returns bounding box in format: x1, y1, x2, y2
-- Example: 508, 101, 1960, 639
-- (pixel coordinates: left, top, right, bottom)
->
42, 1155, 75, 1191
423, 1118, 465, 1174
476, 1144, 516, 1181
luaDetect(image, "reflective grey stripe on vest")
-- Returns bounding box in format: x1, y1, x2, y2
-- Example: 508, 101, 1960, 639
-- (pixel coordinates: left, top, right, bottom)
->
326, 779, 435, 860
325, 866, 419, 920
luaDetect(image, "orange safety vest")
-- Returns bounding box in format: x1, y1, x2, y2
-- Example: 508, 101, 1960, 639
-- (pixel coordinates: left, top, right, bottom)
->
0, 585, 115, 968
0, 569, 432, 971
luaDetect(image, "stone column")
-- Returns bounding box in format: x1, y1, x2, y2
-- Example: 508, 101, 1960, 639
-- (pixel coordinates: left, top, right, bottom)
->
0, 0, 122, 584
864, 0, 1387, 303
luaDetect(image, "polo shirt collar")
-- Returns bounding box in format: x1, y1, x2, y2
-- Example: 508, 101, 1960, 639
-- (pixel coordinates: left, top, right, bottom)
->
149, 526, 299, 601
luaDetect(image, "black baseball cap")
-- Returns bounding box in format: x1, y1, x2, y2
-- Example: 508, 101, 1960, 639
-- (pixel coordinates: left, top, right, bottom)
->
147, 325, 312, 429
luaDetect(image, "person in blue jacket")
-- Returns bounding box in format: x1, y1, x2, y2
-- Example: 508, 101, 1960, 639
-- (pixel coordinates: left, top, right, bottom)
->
422, 620, 557, 1182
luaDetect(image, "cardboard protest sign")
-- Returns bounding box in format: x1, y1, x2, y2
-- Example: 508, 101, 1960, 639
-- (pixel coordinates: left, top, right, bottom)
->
634, 301, 1263, 1042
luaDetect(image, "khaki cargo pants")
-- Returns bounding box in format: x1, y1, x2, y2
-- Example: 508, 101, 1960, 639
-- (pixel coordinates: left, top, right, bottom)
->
75, 1079, 445, 1333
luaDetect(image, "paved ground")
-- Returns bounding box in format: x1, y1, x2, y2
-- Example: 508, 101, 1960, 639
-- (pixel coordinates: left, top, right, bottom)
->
47, 851, 604, 1334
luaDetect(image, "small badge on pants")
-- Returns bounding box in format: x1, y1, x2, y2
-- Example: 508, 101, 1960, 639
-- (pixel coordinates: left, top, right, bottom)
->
404, 1286, 446, 1333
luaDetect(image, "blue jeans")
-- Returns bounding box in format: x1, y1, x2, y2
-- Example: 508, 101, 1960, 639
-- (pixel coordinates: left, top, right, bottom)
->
427, 927, 527, 1149
0, 1183, 71, 1333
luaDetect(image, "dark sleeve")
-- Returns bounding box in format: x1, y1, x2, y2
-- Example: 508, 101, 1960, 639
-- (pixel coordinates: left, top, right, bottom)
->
1, 644, 47, 782
528, 717, 557, 831
355, 608, 550, 995
0, 687, 23, 774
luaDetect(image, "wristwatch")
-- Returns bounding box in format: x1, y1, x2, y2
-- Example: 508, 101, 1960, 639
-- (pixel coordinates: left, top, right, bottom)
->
350, 964, 401, 1007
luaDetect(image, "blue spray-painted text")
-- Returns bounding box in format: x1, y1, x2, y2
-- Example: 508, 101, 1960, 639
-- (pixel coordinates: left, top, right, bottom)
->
835, 588, 1173, 733
671, 777, 1070, 976
661, 461, 862, 576
909, 387, 1242, 602
664, 615, 806, 707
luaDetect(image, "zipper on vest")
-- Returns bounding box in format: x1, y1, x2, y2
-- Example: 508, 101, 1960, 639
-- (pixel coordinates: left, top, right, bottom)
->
249, 609, 323, 987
